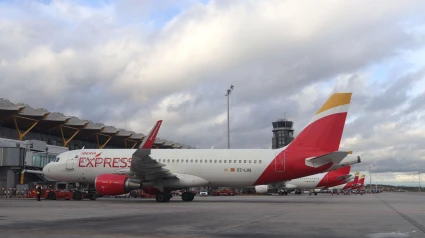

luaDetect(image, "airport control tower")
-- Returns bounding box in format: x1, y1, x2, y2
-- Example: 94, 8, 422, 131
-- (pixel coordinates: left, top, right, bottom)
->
272, 118, 294, 149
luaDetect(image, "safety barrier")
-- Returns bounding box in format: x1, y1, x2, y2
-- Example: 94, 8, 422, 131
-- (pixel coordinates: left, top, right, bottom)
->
0, 188, 31, 198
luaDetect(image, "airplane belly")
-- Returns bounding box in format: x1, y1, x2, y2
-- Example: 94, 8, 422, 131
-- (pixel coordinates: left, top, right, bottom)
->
172, 164, 264, 187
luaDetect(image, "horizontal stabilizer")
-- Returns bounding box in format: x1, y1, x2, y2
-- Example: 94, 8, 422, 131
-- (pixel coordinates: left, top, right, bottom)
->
337, 174, 352, 181
305, 151, 350, 168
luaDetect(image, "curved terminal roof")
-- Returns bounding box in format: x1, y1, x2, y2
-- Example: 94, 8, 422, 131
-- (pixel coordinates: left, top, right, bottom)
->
0, 98, 195, 149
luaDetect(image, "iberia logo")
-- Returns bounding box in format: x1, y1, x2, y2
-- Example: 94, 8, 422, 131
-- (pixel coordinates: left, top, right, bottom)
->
95, 152, 102, 157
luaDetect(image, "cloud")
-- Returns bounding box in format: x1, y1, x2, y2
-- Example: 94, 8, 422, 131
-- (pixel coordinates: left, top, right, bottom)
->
0, 0, 425, 180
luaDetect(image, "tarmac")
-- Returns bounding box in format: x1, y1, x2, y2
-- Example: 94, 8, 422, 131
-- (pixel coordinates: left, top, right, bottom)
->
0, 192, 424, 238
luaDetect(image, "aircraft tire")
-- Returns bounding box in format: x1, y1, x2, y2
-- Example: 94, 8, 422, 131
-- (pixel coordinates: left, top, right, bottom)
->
73, 191, 82, 200
189, 193, 194, 201
181, 192, 192, 202
48, 192, 57, 200
156, 192, 170, 203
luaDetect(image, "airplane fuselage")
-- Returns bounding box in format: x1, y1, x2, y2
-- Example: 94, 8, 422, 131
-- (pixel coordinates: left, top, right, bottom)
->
44, 148, 337, 188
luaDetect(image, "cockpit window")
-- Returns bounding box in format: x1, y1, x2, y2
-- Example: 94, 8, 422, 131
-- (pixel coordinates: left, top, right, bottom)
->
55, 157, 60, 162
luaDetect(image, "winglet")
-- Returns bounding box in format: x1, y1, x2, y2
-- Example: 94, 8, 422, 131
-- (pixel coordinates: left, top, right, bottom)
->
139, 120, 163, 149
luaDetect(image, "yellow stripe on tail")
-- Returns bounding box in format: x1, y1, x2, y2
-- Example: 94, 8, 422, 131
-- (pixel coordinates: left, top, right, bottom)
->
315, 93, 352, 115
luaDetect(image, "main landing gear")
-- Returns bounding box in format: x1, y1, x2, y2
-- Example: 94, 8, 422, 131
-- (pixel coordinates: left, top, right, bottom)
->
181, 192, 194, 202
156, 192, 172, 203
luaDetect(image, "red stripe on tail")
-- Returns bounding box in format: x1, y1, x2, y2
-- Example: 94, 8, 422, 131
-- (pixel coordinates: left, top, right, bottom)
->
285, 112, 348, 153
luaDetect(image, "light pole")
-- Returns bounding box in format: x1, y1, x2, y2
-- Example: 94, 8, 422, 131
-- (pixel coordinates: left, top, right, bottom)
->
369, 165, 372, 191
225, 85, 234, 149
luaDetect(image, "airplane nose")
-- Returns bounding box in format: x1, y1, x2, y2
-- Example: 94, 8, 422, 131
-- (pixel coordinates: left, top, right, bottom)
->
42, 164, 50, 177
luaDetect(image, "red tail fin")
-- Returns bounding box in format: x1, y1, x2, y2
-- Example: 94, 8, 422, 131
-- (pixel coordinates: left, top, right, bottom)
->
325, 165, 351, 178
286, 93, 352, 153
333, 165, 351, 175
139, 120, 162, 149
353, 172, 360, 184
359, 175, 366, 185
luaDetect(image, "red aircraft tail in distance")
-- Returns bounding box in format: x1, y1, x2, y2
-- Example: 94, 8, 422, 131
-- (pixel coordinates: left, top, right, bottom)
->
318, 165, 352, 188
352, 172, 360, 184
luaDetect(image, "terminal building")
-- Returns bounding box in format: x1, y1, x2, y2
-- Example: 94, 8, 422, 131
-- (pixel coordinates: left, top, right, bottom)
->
272, 118, 294, 149
0, 98, 194, 190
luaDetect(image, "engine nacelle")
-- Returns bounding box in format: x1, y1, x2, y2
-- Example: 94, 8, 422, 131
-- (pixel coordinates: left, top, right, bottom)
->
283, 183, 297, 189
95, 174, 141, 196
255, 185, 269, 194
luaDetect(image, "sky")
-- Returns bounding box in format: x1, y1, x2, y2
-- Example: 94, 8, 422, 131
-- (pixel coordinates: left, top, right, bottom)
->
0, 0, 425, 185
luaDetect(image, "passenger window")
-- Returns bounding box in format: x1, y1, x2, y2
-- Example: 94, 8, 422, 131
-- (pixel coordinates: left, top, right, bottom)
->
172, 159, 175, 163
190, 159, 193, 163
219, 160, 222, 163
249, 160, 251, 163
210, 160, 212, 163
244, 160, 246, 163
239, 160, 241, 163
177, 159, 179, 163
158, 159, 161, 162
224, 160, 227, 163
186, 159, 189, 163
234, 160, 236, 163
167, 159, 170, 163
259, 160, 262, 163
254, 160, 257, 163
195, 159, 198, 163
214, 160, 217, 163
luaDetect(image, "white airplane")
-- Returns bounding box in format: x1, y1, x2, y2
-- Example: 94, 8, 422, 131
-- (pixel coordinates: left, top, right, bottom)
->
43, 92, 353, 203
254, 162, 356, 195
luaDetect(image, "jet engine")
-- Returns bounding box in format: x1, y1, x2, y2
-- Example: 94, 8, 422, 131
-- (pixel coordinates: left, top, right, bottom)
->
255, 185, 270, 194
95, 174, 141, 196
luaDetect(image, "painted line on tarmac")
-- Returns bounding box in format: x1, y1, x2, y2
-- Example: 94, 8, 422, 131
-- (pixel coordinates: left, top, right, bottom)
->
0, 229, 188, 238
375, 195, 425, 234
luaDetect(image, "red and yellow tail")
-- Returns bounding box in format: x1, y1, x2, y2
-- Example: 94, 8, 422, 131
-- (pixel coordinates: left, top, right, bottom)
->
331, 165, 351, 175
286, 93, 352, 153
353, 172, 360, 184
359, 174, 366, 185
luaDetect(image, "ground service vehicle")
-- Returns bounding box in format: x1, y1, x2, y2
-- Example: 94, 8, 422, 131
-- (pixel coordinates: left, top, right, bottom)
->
212, 189, 235, 196
29, 182, 91, 200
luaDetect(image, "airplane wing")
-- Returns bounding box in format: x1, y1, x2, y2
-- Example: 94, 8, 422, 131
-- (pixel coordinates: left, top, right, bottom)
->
305, 151, 349, 168
130, 147, 177, 181
124, 120, 179, 182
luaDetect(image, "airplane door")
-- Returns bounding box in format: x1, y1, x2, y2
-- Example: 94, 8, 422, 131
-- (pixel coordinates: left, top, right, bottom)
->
275, 151, 285, 172
65, 151, 77, 170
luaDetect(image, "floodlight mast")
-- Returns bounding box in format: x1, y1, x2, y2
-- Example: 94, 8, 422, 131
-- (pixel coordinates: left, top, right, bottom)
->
225, 85, 234, 149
